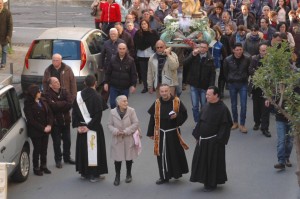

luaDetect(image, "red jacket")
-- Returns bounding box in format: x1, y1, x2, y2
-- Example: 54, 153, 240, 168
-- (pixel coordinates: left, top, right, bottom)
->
100, 2, 121, 23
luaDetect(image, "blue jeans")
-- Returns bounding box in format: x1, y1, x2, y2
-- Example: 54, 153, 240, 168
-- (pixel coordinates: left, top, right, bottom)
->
1, 44, 8, 65
228, 82, 248, 125
190, 86, 207, 122
276, 121, 293, 164
176, 69, 183, 97
109, 86, 129, 109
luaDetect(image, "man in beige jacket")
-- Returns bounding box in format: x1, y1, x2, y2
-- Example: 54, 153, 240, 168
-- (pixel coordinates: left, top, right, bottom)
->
147, 40, 179, 97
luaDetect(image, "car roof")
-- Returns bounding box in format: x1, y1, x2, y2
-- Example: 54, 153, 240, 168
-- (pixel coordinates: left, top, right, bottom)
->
37, 27, 96, 40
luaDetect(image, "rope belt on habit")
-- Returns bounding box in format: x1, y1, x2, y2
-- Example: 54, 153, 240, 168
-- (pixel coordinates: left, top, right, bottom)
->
199, 134, 217, 147
160, 127, 177, 179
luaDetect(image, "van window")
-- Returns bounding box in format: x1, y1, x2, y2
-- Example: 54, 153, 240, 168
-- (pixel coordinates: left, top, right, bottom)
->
30, 40, 80, 60
86, 32, 104, 54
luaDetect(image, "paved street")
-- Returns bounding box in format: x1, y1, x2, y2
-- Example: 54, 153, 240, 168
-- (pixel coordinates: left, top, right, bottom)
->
7, 84, 299, 199
2, 1, 299, 199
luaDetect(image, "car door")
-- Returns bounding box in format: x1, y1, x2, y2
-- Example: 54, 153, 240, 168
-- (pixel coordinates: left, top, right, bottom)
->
0, 88, 24, 174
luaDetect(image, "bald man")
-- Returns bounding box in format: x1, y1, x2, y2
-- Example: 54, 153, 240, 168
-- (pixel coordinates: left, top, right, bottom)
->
104, 43, 137, 109
99, 28, 125, 103
147, 40, 179, 98
45, 77, 74, 168
43, 53, 77, 101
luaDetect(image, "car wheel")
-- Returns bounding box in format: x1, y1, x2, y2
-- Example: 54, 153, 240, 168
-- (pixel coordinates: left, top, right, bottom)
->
12, 146, 30, 182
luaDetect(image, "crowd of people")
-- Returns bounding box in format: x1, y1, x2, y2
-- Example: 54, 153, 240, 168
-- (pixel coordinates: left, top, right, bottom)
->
18, 0, 300, 193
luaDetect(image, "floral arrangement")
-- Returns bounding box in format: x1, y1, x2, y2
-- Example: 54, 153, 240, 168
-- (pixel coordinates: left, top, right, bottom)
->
161, 16, 215, 46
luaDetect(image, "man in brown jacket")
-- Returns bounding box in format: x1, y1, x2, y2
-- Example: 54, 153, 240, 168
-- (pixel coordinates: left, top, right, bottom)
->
0, 0, 13, 69
42, 53, 77, 101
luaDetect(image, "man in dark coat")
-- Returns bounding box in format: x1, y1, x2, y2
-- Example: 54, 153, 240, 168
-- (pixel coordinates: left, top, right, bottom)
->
183, 40, 216, 123
0, 0, 13, 69
248, 43, 271, 137
103, 43, 137, 109
147, 84, 189, 185
43, 53, 77, 101
72, 75, 108, 183
99, 28, 125, 102
190, 86, 233, 192
45, 77, 75, 168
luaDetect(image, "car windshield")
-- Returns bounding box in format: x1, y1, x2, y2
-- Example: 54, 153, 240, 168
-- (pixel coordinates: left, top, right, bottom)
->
30, 39, 81, 60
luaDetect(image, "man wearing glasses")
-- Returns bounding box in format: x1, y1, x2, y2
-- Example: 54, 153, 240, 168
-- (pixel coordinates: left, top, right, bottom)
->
147, 40, 179, 98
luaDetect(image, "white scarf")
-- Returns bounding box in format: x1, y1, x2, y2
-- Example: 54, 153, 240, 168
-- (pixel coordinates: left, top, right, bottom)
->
76, 91, 98, 166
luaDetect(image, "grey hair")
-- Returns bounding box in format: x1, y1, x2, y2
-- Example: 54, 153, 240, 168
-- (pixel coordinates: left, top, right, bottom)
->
116, 95, 127, 105
109, 28, 118, 34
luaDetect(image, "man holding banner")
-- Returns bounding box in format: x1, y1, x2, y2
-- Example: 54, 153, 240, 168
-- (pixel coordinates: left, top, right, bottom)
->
72, 75, 108, 183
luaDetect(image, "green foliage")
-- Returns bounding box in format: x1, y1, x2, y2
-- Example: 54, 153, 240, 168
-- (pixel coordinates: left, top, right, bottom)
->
252, 41, 300, 133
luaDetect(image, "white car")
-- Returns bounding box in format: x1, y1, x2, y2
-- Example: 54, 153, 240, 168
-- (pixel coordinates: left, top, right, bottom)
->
21, 27, 106, 93
0, 75, 30, 182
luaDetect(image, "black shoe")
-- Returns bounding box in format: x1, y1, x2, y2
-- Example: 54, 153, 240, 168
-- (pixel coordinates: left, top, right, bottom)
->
155, 178, 169, 185
141, 88, 148, 93
33, 168, 43, 176
125, 175, 132, 183
64, 158, 75, 164
41, 167, 52, 174
253, 124, 260, 131
274, 163, 285, 170
203, 185, 217, 192
56, 162, 63, 168
286, 159, 292, 167
114, 175, 120, 186
262, 130, 271, 137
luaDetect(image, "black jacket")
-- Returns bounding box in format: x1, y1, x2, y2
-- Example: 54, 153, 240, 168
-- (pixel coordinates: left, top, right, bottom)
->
100, 38, 125, 70
223, 54, 251, 83
45, 88, 73, 126
183, 52, 216, 89
105, 53, 137, 89
236, 12, 256, 30
24, 97, 53, 138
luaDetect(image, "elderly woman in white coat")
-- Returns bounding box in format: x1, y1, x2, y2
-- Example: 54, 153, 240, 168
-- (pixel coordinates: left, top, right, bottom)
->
108, 95, 139, 186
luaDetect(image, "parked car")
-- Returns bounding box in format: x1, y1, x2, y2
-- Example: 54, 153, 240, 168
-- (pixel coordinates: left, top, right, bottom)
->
21, 27, 106, 93
0, 74, 30, 182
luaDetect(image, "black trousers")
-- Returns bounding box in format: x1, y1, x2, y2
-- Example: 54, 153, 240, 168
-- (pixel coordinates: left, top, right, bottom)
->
51, 125, 71, 163
138, 57, 150, 90
252, 93, 270, 130
31, 134, 49, 169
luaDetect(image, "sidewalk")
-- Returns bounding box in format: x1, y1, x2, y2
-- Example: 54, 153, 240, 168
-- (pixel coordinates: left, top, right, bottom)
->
1, 45, 28, 95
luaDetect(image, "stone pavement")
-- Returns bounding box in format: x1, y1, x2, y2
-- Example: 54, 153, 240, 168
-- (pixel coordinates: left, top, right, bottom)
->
1, 45, 28, 95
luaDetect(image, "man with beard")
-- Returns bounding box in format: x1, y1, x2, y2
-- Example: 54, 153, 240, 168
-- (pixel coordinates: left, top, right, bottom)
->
147, 84, 189, 185
190, 86, 233, 192
72, 75, 108, 183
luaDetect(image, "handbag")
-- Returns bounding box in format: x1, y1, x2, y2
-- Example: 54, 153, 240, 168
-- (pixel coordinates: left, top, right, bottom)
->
133, 127, 142, 155
90, 5, 97, 16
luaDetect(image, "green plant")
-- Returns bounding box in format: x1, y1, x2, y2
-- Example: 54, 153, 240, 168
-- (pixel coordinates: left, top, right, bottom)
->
252, 41, 300, 186
252, 41, 300, 132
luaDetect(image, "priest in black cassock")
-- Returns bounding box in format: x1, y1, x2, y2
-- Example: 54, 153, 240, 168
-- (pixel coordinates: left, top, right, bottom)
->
147, 84, 189, 185
190, 86, 233, 192
72, 75, 108, 182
